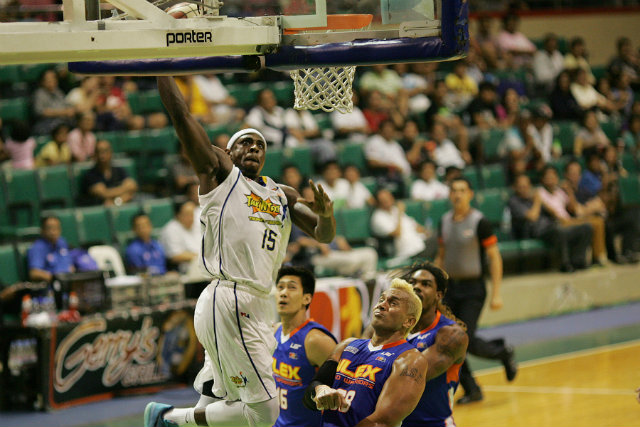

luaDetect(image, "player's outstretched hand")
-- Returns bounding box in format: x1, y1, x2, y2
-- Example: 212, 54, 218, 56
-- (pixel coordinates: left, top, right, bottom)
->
298, 180, 334, 218
314, 385, 348, 412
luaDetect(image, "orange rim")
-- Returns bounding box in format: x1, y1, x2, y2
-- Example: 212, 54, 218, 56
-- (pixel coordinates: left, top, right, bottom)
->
284, 14, 373, 35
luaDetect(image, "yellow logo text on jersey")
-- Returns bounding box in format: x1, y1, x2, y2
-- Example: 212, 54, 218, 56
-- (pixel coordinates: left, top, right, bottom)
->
336, 359, 382, 382
272, 359, 301, 380
246, 193, 281, 218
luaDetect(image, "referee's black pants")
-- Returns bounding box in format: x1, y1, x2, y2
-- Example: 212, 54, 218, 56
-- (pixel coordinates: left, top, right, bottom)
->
444, 278, 510, 395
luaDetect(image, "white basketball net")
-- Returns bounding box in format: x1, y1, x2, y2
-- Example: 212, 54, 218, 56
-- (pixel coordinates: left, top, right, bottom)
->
290, 66, 356, 114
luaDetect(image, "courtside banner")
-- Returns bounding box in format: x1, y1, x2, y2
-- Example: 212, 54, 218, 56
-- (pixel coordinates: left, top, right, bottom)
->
43, 301, 201, 409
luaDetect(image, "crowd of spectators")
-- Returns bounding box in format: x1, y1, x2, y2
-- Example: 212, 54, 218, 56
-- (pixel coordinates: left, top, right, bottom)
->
2, 7, 640, 279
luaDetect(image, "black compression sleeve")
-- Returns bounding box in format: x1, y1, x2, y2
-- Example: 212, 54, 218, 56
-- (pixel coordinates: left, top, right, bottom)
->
302, 359, 338, 411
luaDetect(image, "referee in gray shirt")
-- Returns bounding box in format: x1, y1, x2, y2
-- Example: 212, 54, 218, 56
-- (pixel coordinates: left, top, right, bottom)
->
435, 177, 517, 404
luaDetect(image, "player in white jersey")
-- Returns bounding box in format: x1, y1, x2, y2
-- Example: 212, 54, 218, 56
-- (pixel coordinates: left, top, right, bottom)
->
145, 77, 336, 427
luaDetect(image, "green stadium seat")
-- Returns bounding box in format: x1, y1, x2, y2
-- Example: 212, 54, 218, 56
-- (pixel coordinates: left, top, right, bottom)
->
139, 91, 165, 114
423, 198, 450, 230
15, 242, 31, 283
619, 175, 640, 206
112, 157, 137, 181
227, 82, 262, 109
205, 123, 230, 142
404, 200, 426, 225
337, 207, 372, 244
284, 146, 314, 178
600, 121, 620, 142
481, 164, 507, 189
360, 177, 377, 195
95, 131, 124, 152
71, 161, 94, 201
42, 208, 79, 248
19, 64, 54, 84
34, 135, 50, 156
135, 128, 177, 187
553, 121, 578, 154
475, 189, 508, 226
621, 152, 638, 174
126, 92, 143, 115
142, 198, 174, 228
120, 130, 146, 155
498, 239, 520, 260
337, 142, 367, 172
75, 206, 113, 246
1, 169, 40, 227
37, 165, 73, 209
462, 167, 480, 191
109, 203, 143, 247
480, 128, 505, 162
262, 149, 283, 180
0, 97, 29, 121
314, 113, 332, 132
0, 244, 20, 287
591, 65, 607, 81
0, 65, 21, 85
271, 81, 295, 108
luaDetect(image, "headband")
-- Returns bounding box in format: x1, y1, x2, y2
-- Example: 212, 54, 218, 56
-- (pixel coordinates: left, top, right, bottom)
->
226, 128, 267, 151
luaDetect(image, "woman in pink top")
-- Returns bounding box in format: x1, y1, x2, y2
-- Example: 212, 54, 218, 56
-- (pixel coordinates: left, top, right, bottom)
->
68, 111, 97, 162
2, 121, 36, 170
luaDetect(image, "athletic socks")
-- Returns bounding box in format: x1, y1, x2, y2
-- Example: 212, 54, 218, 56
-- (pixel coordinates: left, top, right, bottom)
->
163, 408, 197, 427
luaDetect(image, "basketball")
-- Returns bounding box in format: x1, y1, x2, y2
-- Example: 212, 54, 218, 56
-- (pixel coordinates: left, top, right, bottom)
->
166, 2, 200, 19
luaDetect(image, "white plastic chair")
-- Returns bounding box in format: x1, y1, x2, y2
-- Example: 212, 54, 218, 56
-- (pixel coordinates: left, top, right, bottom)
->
88, 245, 127, 277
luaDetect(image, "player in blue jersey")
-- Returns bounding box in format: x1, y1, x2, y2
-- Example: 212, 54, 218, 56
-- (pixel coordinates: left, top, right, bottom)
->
302, 279, 428, 427
144, 77, 336, 427
273, 266, 338, 427
400, 262, 468, 427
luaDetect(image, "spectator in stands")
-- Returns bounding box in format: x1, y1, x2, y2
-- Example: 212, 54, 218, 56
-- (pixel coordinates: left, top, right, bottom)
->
471, 14, 499, 70
66, 76, 100, 115
67, 111, 97, 162
564, 37, 595, 84
402, 119, 429, 168
343, 164, 375, 209
574, 110, 611, 156
424, 79, 470, 156
316, 161, 349, 210
213, 133, 230, 150
533, 33, 565, 93
175, 75, 216, 124
32, 69, 75, 135
445, 61, 478, 111
171, 144, 199, 194
359, 65, 406, 106
305, 232, 379, 279
193, 73, 244, 124
494, 13, 536, 69
365, 119, 412, 194
411, 160, 450, 202
81, 139, 138, 206
497, 87, 522, 128
500, 111, 533, 164
538, 165, 607, 266
281, 163, 304, 193
610, 70, 635, 118
508, 174, 592, 272
393, 63, 431, 114
284, 108, 336, 164
549, 70, 582, 121
431, 122, 467, 171
371, 188, 431, 262
1, 120, 35, 170
528, 104, 559, 165
622, 114, 640, 152
362, 90, 393, 133
125, 213, 167, 276
160, 200, 200, 274
562, 159, 607, 218
466, 81, 500, 131
245, 88, 292, 148
571, 68, 615, 113
27, 215, 74, 282
35, 122, 71, 167
608, 37, 640, 89
330, 92, 370, 142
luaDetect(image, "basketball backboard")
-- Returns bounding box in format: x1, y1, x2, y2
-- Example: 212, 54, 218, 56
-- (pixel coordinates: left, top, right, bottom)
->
0, 0, 467, 68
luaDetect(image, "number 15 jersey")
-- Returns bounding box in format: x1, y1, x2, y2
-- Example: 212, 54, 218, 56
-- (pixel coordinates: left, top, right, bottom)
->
198, 166, 292, 293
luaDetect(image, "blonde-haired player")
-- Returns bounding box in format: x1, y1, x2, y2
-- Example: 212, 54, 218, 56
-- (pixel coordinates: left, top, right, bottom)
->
301, 278, 428, 427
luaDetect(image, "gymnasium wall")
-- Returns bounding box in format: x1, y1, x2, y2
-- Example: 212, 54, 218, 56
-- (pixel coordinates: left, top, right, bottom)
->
471, 8, 640, 66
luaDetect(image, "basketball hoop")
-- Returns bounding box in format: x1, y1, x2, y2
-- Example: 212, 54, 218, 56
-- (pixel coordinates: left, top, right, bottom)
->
290, 65, 355, 114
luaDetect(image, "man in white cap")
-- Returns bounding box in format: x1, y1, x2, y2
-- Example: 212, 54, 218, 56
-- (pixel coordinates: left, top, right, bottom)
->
145, 77, 336, 427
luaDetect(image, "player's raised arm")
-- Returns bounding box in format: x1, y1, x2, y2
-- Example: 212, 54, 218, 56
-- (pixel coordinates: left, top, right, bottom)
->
355, 348, 428, 427
282, 180, 336, 243
424, 324, 468, 381
157, 76, 233, 193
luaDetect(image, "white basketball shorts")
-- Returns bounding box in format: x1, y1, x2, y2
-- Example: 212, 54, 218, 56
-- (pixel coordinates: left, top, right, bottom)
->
193, 280, 277, 403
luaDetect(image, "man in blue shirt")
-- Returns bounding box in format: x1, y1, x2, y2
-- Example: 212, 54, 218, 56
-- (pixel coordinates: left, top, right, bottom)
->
125, 213, 167, 275
28, 216, 74, 282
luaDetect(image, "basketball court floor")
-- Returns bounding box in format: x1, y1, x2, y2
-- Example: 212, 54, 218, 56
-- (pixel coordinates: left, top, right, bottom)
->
2, 302, 638, 427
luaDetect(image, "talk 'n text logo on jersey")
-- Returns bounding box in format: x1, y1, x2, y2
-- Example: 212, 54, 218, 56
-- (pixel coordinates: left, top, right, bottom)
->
246, 192, 281, 218
230, 371, 248, 387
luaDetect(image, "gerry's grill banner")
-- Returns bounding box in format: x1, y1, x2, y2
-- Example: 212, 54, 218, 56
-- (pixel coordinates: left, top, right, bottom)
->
44, 302, 200, 409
